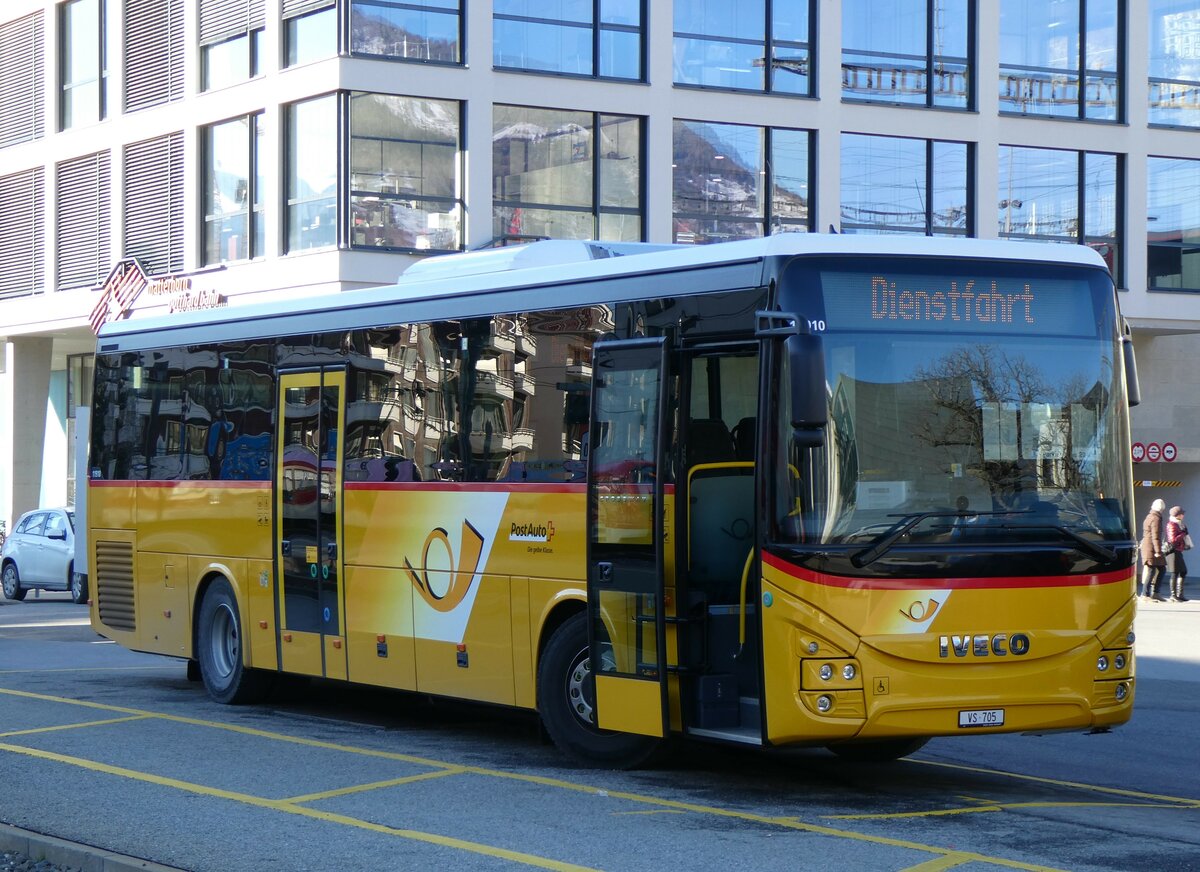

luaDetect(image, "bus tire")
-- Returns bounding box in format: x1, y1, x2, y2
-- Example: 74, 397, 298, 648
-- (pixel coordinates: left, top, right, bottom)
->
2, 563, 26, 601
827, 737, 929, 762
197, 578, 270, 705
537, 611, 661, 768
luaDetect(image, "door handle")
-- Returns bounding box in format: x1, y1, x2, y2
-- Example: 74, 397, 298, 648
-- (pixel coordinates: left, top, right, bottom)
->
281, 539, 291, 556
326, 542, 337, 560
595, 561, 613, 585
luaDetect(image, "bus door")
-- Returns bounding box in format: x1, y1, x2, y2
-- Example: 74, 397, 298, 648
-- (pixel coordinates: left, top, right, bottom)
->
276, 369, 347, 681
678, 349, 763, 742
586, 337, 669, 738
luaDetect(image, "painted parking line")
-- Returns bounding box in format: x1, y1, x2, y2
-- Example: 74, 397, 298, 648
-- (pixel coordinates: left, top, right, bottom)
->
0, 619, 93, 628
0, 686, 1083, 872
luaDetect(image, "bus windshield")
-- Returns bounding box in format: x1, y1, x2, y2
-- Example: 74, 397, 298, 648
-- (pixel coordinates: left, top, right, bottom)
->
773, 255, 1134, 555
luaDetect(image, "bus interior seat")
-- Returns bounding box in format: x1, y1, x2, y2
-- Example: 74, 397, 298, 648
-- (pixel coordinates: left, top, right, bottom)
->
686, 418, 735, 468
688, 469, 754, 602
732, 416, 756, 461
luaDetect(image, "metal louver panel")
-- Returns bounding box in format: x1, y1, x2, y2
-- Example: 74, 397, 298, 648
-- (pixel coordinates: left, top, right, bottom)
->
56, 151, 111, 289
124, 132, 184, 276
95, 540, 136, 632
282, 0, 334, 19
124, 0, 184, 112
0, 167, 44, 298
0, 12, 45, 149
200, 0, 266, 44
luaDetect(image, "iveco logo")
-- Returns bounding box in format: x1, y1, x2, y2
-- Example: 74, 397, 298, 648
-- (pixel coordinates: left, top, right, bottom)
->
939, 633, 1031, 658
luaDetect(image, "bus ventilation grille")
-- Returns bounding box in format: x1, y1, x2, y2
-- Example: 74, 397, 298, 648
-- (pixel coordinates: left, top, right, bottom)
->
95, 540, 136, 632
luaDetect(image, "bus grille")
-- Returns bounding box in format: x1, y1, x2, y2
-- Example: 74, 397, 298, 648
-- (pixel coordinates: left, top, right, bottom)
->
95, 540, 136, 632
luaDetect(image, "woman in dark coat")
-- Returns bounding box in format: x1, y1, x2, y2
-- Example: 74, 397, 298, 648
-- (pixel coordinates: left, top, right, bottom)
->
1165, 506, 1190, 603
1140, 498, 1166, 601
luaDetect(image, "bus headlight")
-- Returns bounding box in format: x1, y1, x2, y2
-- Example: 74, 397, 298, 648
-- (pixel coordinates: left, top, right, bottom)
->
1115, 653, 1126, 670
1115, 683, 1129, 702
819, 664, 833, 681
816, 695, 833, 713
842, 664, 857, 681
1097, 655, 1109, 672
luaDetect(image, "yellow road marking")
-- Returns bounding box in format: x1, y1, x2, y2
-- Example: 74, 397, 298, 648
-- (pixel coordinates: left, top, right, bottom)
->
0, 715, 152, 738
0, 741, 596, 872
828, 800, 1187, 820
0, 686, 1109, 871
0, 666, 178, 674
284, 768, 467, 804
611, 809, 687, 816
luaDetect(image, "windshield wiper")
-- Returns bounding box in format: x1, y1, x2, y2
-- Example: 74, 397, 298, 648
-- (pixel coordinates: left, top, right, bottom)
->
849, 509, 1119, 568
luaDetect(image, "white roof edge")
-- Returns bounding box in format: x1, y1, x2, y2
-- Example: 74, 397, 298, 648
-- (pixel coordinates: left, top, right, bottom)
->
98, 235, 1111, 340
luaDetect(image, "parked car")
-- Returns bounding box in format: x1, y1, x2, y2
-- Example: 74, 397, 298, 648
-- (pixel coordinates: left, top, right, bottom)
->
1, 507, 85, 603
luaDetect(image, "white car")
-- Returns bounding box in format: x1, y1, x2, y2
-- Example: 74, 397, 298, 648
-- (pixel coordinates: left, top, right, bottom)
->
1, 507, 85, 603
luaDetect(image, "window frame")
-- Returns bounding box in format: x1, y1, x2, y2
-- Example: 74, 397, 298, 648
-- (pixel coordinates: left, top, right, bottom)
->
350, 0, 464, 66
59, 0, 106, 130
202, 112, 265, 266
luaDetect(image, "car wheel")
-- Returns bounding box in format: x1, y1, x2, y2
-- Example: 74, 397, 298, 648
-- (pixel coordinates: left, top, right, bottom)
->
2, 563, 26, 601
196, 578, 271, 705
537, 611, 662, 768
70, 569, 88, 604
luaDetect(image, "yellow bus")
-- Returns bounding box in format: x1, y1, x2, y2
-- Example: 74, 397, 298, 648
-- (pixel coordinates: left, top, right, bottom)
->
87, 235, 1139, 765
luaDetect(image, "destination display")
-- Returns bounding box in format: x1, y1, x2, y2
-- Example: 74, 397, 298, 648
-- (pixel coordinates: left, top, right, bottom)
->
784, 259, 1109, 339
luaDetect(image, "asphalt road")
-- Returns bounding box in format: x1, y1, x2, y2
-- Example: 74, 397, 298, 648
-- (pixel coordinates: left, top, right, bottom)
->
1, 591, 1198, 872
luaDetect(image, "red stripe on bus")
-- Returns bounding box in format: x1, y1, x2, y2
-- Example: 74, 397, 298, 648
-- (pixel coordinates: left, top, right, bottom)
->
761, 550, 1131, 590
89, 480, 269, 489
344, 481, 585, 494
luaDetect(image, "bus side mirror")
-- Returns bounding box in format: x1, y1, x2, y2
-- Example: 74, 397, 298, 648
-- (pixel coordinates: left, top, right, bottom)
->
1122, 331, 1140, 408
787, 331, 828, 447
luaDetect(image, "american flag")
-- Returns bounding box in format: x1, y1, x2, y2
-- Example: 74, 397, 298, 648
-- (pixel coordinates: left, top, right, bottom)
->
89, 261, 147, 334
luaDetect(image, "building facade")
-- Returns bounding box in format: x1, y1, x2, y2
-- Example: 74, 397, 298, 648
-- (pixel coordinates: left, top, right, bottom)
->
1, 0, 1199, 528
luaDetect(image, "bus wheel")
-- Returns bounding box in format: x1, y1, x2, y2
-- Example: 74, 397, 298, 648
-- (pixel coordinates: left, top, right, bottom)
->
197, 578, 270, 705
827, 737, 929, 762
537, 612, 661, 768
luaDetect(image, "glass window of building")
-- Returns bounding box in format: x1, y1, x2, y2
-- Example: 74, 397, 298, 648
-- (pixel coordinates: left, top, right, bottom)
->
199, 0, 264, 90
61, 0, 105, 129
352, 0, 461, 63
998, 145, 1121, 281
286, 95, 337, 251
285, 1, 337, 67
999, 0, 1122, 121
672, 120, 812, 244
842, 0, 970, 108
1148, 156, 1200, 290
493, 106, 642, 244
204, 114, 264, 264
494, 2, 641, 78
350, 93, 462, 251
674, 1, 813, 95
1149, 1, 1200, 127
840, 133, 969, 235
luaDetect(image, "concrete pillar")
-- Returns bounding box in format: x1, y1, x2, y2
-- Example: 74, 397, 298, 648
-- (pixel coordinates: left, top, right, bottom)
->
4, 337, 52, 522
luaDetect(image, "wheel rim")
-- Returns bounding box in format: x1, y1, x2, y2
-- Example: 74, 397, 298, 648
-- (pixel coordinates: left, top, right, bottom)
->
2, 567, 14, 597
565, 643, 616, 727
71, 576, 82, 600
208, 602, 239, 681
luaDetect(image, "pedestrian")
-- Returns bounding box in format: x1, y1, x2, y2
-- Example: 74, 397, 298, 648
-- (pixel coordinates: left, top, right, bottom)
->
1140, 498, 1167, 601
1165, 506, 1191, 603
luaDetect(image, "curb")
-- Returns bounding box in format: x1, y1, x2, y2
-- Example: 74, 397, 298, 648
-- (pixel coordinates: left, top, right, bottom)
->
0, 824, 187, 872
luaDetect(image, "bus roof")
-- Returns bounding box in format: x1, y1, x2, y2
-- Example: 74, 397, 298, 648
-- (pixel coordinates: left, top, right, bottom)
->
97, 234, 1111, 351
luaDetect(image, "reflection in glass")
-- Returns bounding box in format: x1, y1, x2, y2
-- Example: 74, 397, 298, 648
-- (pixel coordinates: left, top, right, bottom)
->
351, 0, 460, 62
1149, 0, 1200, 127
840, 133, 967, 235
493, 106, 642, 243
287, 95, 337, 251
494, 1, 642, 79
673, 0, 812, 95
286, 6, 337, 67
1148, 156, 1200, 290
999, 0, 1120, 120
349, 92, 462, 252
998, 146, 1119, 278
202, 30, 261, 91
774, 262, 1131, 552
842, 0, 970, 108
204, 114, 263, 264
672, 120, 811, 243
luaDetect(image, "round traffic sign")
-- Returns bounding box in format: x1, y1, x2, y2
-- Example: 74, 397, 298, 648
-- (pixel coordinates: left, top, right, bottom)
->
1132, 442, 1145, 462
1163, 442, 1177, 462
1147, 443, 1162, 462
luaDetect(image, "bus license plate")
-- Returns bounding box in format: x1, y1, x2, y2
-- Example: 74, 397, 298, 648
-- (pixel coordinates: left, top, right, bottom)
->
959, 708, 1004, 728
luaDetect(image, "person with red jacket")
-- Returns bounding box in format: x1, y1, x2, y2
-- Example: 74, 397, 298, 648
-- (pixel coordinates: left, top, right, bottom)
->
1165, 506, 1191, 604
